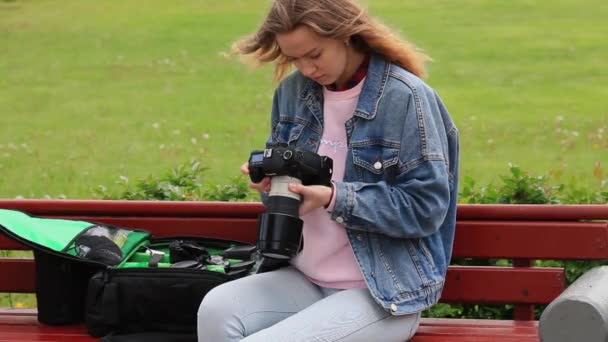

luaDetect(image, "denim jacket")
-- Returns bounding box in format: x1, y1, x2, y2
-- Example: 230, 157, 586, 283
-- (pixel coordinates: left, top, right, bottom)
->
265, 54, 459, 315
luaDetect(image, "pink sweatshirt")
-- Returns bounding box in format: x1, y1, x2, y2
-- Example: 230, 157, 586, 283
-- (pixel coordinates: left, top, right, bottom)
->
291, 78, 366, 289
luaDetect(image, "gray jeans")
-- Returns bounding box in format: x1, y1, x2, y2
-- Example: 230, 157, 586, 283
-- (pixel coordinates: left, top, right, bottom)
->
197, 267, 420, 342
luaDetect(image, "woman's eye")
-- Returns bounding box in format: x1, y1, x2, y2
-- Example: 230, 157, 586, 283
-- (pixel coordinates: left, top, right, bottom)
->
311, 53, 321, 59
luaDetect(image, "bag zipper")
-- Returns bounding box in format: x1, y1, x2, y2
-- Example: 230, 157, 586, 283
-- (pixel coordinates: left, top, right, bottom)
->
104, 265, 232, 282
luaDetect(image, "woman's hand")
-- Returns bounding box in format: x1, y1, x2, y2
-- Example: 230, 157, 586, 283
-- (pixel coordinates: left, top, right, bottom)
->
287, 183, 333, 216
240, 162, 271, 192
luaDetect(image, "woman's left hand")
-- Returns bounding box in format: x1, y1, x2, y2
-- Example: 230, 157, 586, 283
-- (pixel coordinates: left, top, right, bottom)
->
288, 183, 333, 216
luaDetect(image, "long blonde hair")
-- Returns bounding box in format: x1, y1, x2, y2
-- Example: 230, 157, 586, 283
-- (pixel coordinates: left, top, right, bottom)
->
233, 0, 430, 81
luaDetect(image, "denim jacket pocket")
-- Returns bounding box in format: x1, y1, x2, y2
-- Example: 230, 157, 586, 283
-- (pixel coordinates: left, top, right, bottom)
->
271, 119, 305, 146
352, 144, 399, 183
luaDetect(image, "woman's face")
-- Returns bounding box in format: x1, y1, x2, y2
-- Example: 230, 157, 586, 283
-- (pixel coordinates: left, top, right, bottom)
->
276, 25, 349, 86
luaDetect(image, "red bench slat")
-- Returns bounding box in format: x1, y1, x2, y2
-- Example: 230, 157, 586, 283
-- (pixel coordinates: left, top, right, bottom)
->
414, 319, 539, 341
453, 220, 608, 259
0, 259, 35, 293
415, 325, 538, 337
58, 216, 258, 243
441, 266, 564, 304
0, 261, 565, 306
0, 200, 264, 218
410, 335, 540, 342
0, 217, 259, 249
0, 309, 38, 325
412, 337, 539, 342
0, 329, 95, 342
0, 310, 94, 341
457, 204, 608, 221
0, 235, 27, 250
1, 200, 607, 221
0, 313, 541, 342
421, 318, 538, 328
5, 217, 606, 260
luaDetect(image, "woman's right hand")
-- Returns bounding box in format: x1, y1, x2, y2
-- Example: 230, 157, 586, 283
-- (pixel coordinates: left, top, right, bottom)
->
241, 162, 271, 193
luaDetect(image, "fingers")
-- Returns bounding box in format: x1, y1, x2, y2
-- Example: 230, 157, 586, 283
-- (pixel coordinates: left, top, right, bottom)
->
241, 161, 270, 192
288, 183, 304, 194
289, 184, 333, 216
249, 177, 270, 192
240, 162, 249, 175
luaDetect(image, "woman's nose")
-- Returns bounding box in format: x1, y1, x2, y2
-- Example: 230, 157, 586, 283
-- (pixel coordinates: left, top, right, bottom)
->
296, 60, 317, 78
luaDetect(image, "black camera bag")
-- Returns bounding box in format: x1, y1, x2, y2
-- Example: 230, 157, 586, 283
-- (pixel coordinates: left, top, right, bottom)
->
85, 236, 252, 338
0, 209, 255, 340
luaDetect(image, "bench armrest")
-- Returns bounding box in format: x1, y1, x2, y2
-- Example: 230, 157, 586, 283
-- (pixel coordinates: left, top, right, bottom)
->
540, 266, 608, 342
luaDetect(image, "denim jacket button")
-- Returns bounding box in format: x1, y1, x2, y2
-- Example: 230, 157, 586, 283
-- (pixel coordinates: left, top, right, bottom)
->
374, 161, 382, 170
390, 304, 398, 312
336, 216, 344, 224
356, 234, 363, 241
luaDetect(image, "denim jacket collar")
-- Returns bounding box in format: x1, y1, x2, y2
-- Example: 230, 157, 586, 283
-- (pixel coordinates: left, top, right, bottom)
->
298, 53, 390, 121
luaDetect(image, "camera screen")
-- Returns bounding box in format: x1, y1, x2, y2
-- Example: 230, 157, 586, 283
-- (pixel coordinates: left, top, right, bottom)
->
250, 152, 264, 163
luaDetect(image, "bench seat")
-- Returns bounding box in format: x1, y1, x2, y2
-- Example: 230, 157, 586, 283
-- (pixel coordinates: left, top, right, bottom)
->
0, 309, 539, 342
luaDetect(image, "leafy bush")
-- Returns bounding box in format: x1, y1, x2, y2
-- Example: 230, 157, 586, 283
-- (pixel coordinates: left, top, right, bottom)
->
94, 160, 254, 201
460, 163, 607, 205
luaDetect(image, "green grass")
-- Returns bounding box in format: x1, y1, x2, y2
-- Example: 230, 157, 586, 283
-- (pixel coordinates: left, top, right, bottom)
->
0, 0, 606, 199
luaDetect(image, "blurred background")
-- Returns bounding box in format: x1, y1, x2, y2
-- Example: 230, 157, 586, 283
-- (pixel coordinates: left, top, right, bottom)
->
0, 0, 606, 199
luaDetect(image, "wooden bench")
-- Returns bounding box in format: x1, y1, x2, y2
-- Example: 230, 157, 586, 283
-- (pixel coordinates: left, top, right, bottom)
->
0, 199, 606, 342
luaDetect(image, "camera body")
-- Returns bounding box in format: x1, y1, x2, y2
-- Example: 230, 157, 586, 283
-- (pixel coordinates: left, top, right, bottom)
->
248, 145, 333, 260
248, 146, 333, 187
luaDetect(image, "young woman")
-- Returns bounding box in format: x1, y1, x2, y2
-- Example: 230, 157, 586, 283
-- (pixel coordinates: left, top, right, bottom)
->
197, 0, 459, 341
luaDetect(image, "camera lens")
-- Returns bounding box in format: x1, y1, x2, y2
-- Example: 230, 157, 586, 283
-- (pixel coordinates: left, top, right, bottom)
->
249, 146, 333, 261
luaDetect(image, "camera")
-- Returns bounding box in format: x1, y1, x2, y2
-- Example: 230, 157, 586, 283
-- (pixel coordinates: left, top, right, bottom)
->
248, 144, 333, 260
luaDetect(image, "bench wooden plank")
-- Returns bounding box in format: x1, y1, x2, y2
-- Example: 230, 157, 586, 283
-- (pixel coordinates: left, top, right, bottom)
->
1, 200, 607, 221
0, 259, 35, 293
0, 235, 26, 250
0, 261, 564, 306
0, 312, 540, 342
457, 204, 608, 221
0, 217, 259, 248
453, 220, 608, 259
416, 324, 538, 336
441, 266, 564, 304
0, 330, 95, 342
415, 318, 540, 341
0, 313, 541, 342
60, 216, 259, 243
3, 217, 606, 259
412, 337, 539, 342
0, 312, 94, 341
0, 309, 38, 325
421, 318, 538, 328
0, 200, 264, 218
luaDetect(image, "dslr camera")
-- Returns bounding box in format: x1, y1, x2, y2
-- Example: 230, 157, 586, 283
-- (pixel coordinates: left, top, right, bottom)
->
248, 144, 333, 260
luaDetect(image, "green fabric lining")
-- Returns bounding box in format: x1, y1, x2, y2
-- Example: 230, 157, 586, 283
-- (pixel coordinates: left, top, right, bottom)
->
0, 209, 92, 251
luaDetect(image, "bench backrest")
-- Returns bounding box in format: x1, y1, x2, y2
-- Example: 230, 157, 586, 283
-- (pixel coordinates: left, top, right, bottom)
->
1, 200, 607, 320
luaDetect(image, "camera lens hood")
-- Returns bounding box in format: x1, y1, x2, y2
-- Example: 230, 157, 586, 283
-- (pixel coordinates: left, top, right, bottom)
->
257, 213, 303, 260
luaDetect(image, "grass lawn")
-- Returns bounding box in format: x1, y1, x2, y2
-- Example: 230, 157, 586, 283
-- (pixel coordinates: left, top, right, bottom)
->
0, 0, 606, 199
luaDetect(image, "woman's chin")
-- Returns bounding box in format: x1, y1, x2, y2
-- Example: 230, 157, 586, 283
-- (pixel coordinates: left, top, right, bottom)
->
312, 75, 334, 85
